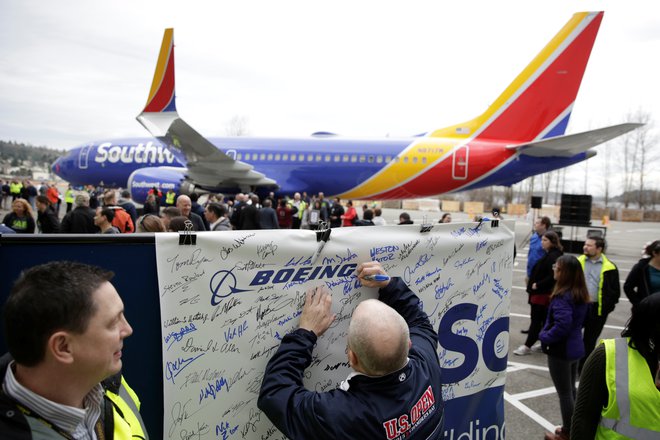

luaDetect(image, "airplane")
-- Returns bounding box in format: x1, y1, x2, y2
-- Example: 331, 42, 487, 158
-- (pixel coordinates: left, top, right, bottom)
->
52, 11, 640, 204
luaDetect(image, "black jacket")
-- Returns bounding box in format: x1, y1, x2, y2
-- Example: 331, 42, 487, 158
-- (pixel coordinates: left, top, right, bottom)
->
329, 204, 344, 228
527, 247, 563, 296
258, 278, 444, 439
238, 205, 260, 230
37, 207, 61, 233
61, 206, 97, 233
623, 257, 656, 305
187, 212, 207, 231
2, 213, 35, 234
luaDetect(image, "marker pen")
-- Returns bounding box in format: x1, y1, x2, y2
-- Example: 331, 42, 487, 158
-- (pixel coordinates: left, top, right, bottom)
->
363, 274, 391, 282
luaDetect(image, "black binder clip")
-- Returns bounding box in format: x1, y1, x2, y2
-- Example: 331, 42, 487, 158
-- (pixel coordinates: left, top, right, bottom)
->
476, 217, 486, 230
178, 219, 197, 245
419, 215, 433, 233
310, 222, 331, 265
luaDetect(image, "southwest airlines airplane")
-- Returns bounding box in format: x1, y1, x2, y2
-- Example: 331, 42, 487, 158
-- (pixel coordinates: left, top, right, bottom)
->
52, 11, 639, 203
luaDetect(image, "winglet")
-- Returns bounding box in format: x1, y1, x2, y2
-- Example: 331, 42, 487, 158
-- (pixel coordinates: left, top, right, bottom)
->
142, 28, 177, 113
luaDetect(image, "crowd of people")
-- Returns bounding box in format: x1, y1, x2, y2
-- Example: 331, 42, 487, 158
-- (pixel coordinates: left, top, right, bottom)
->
515, 215, 660, 440
1, 185, 457, 234
2, 182, 658, 439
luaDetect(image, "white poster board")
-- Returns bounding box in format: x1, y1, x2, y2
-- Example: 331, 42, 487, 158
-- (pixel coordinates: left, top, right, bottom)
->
155, 221, 513, 439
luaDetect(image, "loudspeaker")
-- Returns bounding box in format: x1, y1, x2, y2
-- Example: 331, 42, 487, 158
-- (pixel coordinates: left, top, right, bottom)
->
560, 194, 592, 226
531, 196, 542, 209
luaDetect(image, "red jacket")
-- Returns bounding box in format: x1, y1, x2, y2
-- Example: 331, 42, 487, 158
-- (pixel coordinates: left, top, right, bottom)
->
341, 206, 357, 227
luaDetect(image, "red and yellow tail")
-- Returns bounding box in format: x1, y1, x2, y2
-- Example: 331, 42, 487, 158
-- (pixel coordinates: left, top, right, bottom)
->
338, 12, 604, 199
142, 28, 177, 113
431, 11, 603, 143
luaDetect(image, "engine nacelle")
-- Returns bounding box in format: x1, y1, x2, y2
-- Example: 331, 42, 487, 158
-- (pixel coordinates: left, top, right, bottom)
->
127, 166, 188, 204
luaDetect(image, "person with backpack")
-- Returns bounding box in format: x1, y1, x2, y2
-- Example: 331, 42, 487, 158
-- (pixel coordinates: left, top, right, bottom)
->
102, 191, 134, 233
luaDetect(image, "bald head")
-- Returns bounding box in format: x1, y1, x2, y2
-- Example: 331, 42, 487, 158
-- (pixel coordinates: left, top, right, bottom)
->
348, 299, 410, 376
176, 195, 192, 216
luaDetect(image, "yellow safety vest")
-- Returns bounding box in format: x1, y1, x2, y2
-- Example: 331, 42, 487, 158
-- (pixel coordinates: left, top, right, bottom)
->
65, 189, 75, 203
19, 376, 148, 439
596, 338, 660, 439
105, 376, 148, 439
578, 254, 616, 316
9, 182, 22, 195
296, 200, 307, 219
165, 191, 176, 205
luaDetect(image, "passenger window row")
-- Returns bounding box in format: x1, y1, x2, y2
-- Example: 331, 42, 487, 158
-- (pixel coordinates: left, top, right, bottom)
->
234, 152, 428, 165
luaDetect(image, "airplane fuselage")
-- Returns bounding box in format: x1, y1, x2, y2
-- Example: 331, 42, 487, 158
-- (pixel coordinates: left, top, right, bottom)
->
52, 136, 589, 202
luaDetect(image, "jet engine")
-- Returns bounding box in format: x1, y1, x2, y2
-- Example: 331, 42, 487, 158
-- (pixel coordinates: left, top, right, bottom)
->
127, 166, 191, 204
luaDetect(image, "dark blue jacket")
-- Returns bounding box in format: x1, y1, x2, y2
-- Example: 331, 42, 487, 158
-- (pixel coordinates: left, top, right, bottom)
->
539, 291, 588, 360
258, 278, 444, 440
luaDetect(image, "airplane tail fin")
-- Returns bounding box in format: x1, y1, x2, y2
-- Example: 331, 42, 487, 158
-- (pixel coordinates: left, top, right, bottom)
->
430, 11, 604, 142
142, 28, 177, 113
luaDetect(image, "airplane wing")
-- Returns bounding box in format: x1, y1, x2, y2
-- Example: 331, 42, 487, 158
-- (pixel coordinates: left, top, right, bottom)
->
137, 112, 277, 189
136, 28, 277, 191
507, 123, 642, 157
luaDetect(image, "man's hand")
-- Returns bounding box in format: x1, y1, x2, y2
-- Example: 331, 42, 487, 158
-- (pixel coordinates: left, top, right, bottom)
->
299, 286, 336, 337
357, 261, 391, 289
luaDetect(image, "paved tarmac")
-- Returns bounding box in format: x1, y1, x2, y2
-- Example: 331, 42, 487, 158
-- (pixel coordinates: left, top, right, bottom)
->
1, 200, 658, 439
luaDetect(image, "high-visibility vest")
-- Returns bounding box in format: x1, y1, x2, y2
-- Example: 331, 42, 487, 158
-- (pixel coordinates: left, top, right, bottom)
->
295, 200, 307, 219
65, 189, 75, 203
9, 182, 22, 195
165, 191, 176, 205
105, 376, 148, 439
18, 375, 148, 439
578, 254, 617, 316
596, 338, 660, 439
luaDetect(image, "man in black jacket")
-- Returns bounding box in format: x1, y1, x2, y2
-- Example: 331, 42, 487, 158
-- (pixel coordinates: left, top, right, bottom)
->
60, 193, 98, 233
35, 195, 61, 233
175, 195, 206, 231
578, 236, 620, 372
258, 261, 444, 439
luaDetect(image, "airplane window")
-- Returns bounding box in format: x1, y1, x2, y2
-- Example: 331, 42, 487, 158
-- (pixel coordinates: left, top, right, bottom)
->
283, 153, 289, 161
299, 154, 305, 162
422, 157, 427, 164
244, 153, 250, 160
307, 154, 314, 162
386, 156, 392, 163
359, 155, 366, 163
377, 156, 383, 163
315, 154, 322, 162
237, 153, 243, 160
394, 157, 400, 163
368, 155, 374, 163
275, 153, 281, 161
291, 154, 296, 162
260, 153, 266, 161
343, 154, 349, 162
403, 157, 409, 163
324, 154, 331, 162
268, 153, 273, 161
351, 155, 357, 163
412, 157, 418, 164
334, 154, 340, 162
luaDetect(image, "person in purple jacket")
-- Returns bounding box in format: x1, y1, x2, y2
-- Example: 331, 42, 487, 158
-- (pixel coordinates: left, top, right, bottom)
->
539, 255, 591, 440
258, 261, 444, 439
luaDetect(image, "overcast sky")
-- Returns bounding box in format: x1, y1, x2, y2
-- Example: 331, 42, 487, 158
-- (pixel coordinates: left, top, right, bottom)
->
1, 1, 658, 196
